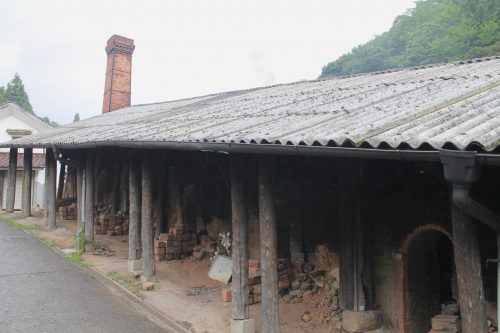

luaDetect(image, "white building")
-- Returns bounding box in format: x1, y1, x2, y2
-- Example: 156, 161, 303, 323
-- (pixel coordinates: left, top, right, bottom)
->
0, 103, 53, 210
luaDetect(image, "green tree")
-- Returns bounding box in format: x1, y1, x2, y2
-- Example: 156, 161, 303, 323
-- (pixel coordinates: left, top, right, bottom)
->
73, 113, 80, 122
0, 86, 5, 102
3, 73, 33, 114
320, 0, 500, 78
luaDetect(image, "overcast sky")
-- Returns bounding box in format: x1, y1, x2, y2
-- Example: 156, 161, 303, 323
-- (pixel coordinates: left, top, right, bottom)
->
0, 0, 414, 125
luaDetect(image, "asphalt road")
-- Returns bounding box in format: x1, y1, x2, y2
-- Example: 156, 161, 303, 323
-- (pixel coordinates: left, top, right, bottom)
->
0, 221, 167, 333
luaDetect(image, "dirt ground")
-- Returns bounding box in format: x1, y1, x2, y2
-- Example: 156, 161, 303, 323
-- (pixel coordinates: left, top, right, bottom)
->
3, 212, 337, 333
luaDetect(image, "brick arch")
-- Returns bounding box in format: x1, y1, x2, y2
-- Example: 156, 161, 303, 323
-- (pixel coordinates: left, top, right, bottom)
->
395, 224, 453, 333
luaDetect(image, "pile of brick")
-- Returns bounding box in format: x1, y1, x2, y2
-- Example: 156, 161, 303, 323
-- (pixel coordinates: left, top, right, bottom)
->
428, 315, 461, 333
60, 203, 77, 220
248, 259, 291, 305
155, 226, 196, 261
192, 235, 217, 260
95, 213, 129, 237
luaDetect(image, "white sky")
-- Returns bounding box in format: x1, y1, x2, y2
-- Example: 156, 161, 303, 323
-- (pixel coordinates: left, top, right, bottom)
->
0, 0, 414, 124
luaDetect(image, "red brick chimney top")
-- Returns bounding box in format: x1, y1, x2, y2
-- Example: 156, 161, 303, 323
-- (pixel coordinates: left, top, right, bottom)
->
105, 35, 135, 55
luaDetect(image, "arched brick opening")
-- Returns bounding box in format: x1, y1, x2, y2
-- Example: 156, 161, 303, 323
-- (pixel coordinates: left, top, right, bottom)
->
395, 224, 454, 333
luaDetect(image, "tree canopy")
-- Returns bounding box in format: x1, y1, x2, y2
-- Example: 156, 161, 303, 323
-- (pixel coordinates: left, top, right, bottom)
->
0, 73, 59, 127
0, 73, 34, 114
320, 0, 500, 78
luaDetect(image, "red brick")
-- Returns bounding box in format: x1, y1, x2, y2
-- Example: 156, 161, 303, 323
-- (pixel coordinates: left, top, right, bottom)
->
222, 288, 232, 302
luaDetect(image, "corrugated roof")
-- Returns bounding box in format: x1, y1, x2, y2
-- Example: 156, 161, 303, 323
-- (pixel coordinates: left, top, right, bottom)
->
5, 57, 500, 152
0, 152, 46, 169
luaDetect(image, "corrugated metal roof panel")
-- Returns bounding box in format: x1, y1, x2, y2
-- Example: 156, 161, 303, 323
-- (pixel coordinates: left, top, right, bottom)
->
6, 57, 500, 151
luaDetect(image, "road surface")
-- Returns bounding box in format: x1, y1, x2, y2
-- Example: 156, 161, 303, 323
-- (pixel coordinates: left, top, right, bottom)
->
0, 220, 168, 333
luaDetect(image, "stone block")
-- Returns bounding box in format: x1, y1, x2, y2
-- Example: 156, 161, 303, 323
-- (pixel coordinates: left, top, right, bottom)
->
342, 310, 383, 332
231, 319, 255, 333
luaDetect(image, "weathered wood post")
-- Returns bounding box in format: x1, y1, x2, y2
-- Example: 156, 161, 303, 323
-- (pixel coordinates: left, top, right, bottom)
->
258, 156, 280, 333
141, 151, 155, 282
85, 151, 95, 240
288, 163, 304, 272
22, 148, 33, 217
6, 148, 18, 213
450, 204, 488, 332
128, 154, 142, 272
338, 159, 356, 310
167, 166, 183, 230
47, 148, 57, 229
76, 154, 84, 251
43, 150, 50, 222
230, 155, 254, 333
119, 160, 129, 213
56, 163, 65, 201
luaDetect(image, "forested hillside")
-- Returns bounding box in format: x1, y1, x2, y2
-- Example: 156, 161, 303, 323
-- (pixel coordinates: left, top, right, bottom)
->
320, 0, 500, 77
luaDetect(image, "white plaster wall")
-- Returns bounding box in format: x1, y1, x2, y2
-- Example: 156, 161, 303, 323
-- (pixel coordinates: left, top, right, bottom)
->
0, 114, 45, 154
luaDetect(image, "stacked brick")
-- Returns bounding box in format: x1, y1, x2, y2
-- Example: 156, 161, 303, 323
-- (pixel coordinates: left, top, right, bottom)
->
95, 213, 129, 236
428, 315, 461, 333
155, 226, 196, 261
60, 203, 77, 220
248, 259, 291, 305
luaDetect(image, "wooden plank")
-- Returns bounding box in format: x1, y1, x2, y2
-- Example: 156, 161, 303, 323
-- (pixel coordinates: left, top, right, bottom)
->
450, 202, 488, 332
258, 156, 280, 333
6, 148, 17, 213
128, 154, 141, 261
141, 152, 155, 277
22, 148, 32, 217
230, 155, 249, 320
167, 166, 183, 229
85, 151, 95, 239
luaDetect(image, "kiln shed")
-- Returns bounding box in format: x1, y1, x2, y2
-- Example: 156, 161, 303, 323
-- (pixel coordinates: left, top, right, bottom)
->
3, 55, 500, 333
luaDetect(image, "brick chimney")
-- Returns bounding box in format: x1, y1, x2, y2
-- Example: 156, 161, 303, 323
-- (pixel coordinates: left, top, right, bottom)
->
102, 35, 135, 113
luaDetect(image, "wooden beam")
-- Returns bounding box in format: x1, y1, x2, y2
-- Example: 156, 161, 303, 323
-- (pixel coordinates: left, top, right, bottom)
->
258, 157, 280, 333
47, 148, 57, 229
129, 154, 141, 261
450, 203, 488, 332
231, 155, 249, 320
56, 162, 65, 201
22, 148, 32, 217
141, 151, 155, 279
6, 148, 18, 213
76, 154, 84, 251
85, 151, 95, 240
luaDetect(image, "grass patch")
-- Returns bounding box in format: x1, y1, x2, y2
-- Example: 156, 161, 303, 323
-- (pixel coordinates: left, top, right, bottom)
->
66, 251, 89, 268
0, 215, 38, 231
35, 234, 57, 248
107, 270, 143, 293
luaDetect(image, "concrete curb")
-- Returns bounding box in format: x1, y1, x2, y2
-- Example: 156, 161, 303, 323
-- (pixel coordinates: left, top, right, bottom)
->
24, 228, 189, 333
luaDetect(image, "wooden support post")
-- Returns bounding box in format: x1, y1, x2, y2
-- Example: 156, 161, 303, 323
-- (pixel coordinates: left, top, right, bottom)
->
44, 150, 50, 222
119, 161, 129, 213
450, 203, 488, 332
128, 155, 142, 272
141, 152, 155, 280
22, 148, 32, 217
111, 159, 120, 214
167, 166, 183, 229
231, 155, 250, 320
288, 166, 304, 272
47, 148, 57, 229
85, 151, 95, 240
154, 168, 164, 238
6, 148, 18, 213
57, 163, 65, 201
258, 157, 280, 333
76, 154, 84, 251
